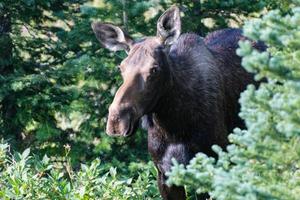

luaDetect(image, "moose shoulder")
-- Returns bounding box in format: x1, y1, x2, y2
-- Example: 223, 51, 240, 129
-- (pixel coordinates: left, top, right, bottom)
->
92, 6, 265, 200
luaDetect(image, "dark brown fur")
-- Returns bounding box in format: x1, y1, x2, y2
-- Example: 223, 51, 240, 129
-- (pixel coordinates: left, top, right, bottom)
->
145, 29, 265, 199
92, 7, 266, 199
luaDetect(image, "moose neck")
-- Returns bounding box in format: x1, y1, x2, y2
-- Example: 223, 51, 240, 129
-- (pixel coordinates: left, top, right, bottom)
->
152, 34, 221, 137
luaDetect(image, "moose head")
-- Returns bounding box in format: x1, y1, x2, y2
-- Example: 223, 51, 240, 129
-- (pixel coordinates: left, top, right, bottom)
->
92, 6, 181, 137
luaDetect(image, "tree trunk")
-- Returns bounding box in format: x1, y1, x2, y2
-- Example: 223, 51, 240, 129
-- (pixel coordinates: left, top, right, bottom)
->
192, 0, 201, 16
0, 9, 21, 148
122, 0, 128, 31
191, 0, 205, 36
0, 11, 13, 73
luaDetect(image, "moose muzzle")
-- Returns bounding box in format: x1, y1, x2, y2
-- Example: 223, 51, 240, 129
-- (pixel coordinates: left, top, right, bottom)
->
106, 105, 137, 137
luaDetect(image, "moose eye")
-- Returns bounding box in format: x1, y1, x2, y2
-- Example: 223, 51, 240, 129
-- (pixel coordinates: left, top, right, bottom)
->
117, 65, 121, 71
150, 65, 159, 74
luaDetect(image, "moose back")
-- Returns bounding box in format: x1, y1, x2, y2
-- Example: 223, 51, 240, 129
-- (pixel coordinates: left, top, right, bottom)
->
92, 6, 265, 200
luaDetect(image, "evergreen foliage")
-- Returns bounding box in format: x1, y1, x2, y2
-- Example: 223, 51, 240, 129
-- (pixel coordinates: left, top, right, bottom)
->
0, 0, 268, 165
167, 2, 300, 199
0, 0, 151, 164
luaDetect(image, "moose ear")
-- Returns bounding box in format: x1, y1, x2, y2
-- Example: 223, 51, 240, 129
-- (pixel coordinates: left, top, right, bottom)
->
157, 6, 181, 45
91, 22, 133, 52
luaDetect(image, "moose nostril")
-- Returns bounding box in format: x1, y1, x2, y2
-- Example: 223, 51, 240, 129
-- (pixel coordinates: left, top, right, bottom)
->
111, 115, 120, 122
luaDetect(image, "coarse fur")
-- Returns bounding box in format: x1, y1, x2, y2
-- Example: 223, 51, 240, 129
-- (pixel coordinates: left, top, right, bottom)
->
145, 30, 265, 199
92, 6, 266, 200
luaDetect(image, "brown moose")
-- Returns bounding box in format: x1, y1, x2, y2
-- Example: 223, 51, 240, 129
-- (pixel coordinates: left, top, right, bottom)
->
92, 6, 265, 200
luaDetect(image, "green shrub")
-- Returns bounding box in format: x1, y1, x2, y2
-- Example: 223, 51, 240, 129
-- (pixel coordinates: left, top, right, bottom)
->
167, 2, 300, 200
0, 141, 160, 200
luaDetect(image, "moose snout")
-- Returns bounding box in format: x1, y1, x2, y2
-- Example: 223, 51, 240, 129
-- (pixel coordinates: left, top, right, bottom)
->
106, 106, 135, 137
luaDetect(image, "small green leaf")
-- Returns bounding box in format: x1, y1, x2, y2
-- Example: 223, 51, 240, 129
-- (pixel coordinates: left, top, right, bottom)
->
109, 167, 117, 178
22, 148, 30, 159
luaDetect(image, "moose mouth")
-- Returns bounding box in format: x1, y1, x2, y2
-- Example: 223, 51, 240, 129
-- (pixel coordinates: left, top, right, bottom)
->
123, 119, 139, 137
106, 113, 140, 137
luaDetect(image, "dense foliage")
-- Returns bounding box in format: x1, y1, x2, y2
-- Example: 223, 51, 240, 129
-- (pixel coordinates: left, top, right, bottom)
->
167, 1, 300, 199
0, 141, 159, 199
0, 0, 269, 165
1, 0, 297, 199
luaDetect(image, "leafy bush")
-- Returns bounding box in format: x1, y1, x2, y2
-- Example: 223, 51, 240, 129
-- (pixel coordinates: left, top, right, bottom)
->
167, 2, 300, 200
0, 141, 160, 200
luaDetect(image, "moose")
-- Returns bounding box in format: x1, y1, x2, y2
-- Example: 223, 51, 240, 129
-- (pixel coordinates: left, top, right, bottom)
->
92, 6, 265, 200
